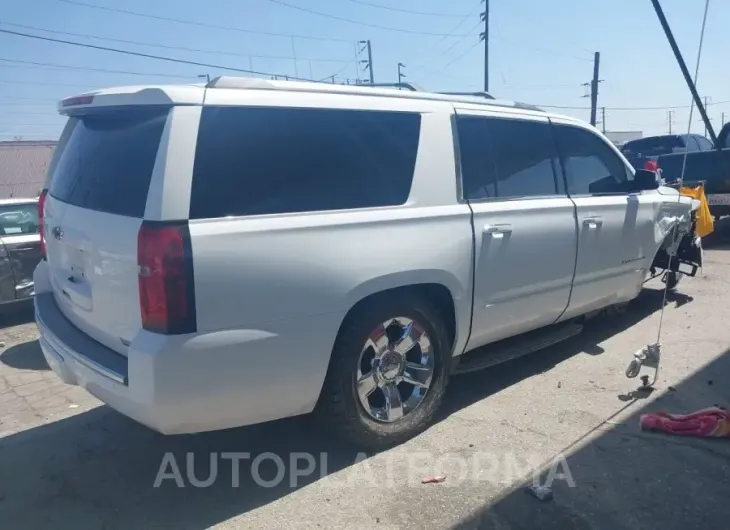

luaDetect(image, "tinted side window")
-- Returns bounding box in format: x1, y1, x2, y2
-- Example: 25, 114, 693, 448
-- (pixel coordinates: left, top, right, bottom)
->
457, 116, 559, 200
189, 107, 421, 219
683, 135, 699, 152
456, 117, 496, 199
0, 203, 39, 236
696, 135, 713, 150
554, 124, 630, 195
50, 107, 169, 217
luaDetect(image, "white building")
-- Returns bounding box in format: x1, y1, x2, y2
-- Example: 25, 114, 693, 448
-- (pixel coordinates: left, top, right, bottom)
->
604, 130, 643, 146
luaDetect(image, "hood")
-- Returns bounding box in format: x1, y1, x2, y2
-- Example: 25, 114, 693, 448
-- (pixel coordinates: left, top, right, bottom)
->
656, 185, 699, 210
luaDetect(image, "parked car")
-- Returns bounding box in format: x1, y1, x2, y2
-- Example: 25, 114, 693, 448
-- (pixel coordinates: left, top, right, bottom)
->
34, 78, 701, 449
654, 122, 730, 219
620, 133, 714, 171
0, 198, 41, 305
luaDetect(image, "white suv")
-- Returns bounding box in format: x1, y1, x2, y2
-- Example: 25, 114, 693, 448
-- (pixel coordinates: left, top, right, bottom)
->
34, 77, 701, 448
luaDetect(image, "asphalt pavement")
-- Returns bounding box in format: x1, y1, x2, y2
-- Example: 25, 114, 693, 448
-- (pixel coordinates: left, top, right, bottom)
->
1, 224, 729, 529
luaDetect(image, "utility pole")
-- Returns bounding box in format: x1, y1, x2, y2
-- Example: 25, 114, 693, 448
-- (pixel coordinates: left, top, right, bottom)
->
722, 112, 725, 127
359, 40, 374, 84
601, 107, 606, 134
650, 0, 717, 144
589, 52, 600, 127
703, 96, 710, 136
667, 110, 674, 134
397, 62, 406, 85
480, 0, 489, 92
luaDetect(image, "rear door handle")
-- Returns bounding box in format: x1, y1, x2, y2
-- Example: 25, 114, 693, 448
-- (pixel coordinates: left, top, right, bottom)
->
483, 224, 513, 236
582, 217, 603, 228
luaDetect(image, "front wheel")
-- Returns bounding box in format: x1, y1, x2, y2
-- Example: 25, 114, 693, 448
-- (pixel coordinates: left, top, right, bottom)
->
664, 271, 682, 291
316, 294, 450, 450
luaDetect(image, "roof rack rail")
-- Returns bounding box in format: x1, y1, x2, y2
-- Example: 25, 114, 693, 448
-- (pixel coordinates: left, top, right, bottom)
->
439, 91, 496, 100
355, 82, 424, 92
206, 76, 277, 89
204, 76, 546, 113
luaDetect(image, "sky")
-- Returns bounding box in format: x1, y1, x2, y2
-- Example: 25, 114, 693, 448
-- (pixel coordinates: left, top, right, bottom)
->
1, 0, 728, 140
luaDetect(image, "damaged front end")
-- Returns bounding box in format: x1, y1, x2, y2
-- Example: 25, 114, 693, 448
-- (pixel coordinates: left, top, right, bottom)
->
649, 194, 703, 283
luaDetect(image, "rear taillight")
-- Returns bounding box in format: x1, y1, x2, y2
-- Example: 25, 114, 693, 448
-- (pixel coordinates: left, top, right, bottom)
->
644, 160, 659, 172
137, 222, 197, 335
38, 189, 48, 259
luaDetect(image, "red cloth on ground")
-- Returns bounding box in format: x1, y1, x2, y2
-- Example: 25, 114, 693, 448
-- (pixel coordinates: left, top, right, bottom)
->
640, 407, 730, 438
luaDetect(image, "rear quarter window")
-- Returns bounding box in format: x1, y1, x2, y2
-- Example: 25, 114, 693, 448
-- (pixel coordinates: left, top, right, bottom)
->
189, 106, 422, 219
49, 106, 169, 218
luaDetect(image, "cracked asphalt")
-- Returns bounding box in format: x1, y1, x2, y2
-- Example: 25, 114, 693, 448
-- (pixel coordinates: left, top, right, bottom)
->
1, 223, 729, 529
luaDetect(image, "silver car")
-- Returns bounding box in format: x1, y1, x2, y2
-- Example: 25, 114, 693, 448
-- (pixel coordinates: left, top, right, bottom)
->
0, 198, 41, 305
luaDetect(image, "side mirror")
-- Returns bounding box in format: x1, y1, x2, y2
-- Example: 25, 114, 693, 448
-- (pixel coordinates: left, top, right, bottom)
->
630, 169, 660, 191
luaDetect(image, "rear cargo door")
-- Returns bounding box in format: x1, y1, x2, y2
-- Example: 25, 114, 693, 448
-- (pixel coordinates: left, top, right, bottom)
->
44, 106, 170, 356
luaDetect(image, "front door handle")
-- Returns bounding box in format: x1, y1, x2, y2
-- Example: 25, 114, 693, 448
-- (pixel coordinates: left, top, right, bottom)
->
582, 217, 603, 228
483, 224, 513, 236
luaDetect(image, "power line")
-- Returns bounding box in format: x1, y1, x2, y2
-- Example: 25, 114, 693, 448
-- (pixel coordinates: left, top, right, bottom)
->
0, 78, 92, 88
0, 105, 56, 109
420, 39, 482, 79
0, 58, 197, 79
409, 20, 482, 75
408, 15, 476, 71
0, 28, 345, 81
501, 83, 581, 90
317, 54, 360, 82
497, 37, 594, 62
436, 40, 482, 71
0, 22, 353, 64
56, 0, 352, 42
0, 111, 61, 116
265, 0, 471, 36
342, 0, 468, 17
0, 123, 61, 127
432, 21, 483, 61
0, 96, 57, 102
539, 100, 730, 111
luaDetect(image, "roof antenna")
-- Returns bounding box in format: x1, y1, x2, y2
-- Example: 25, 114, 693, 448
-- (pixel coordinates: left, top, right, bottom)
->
625, 0, 711, 390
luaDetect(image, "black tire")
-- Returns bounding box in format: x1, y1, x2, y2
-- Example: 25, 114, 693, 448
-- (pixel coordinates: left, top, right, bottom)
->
665, 271, 682, 291
315, 293, 450, 450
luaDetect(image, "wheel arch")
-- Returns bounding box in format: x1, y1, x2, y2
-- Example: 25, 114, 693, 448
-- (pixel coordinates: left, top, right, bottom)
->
340, 271, 470, 358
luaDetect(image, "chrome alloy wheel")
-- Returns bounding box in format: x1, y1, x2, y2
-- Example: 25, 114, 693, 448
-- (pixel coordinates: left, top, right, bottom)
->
356, 317, 435, 423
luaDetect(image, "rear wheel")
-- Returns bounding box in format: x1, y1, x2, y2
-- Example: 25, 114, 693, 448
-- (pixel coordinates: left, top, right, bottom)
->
316, 294, 450, 450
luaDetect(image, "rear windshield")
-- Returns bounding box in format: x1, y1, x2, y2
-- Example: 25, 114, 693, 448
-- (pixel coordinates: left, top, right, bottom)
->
49, 106, 168, 217
621, 136, 683, 156
0, 202, 39, 236
189, 106, 421, 219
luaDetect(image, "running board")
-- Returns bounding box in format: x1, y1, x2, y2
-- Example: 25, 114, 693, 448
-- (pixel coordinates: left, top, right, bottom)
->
453, 321, 584, 375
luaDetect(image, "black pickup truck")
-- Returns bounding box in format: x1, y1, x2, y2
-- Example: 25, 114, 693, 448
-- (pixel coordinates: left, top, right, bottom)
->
621, 133, 714, 171
654, 123, 730, 219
